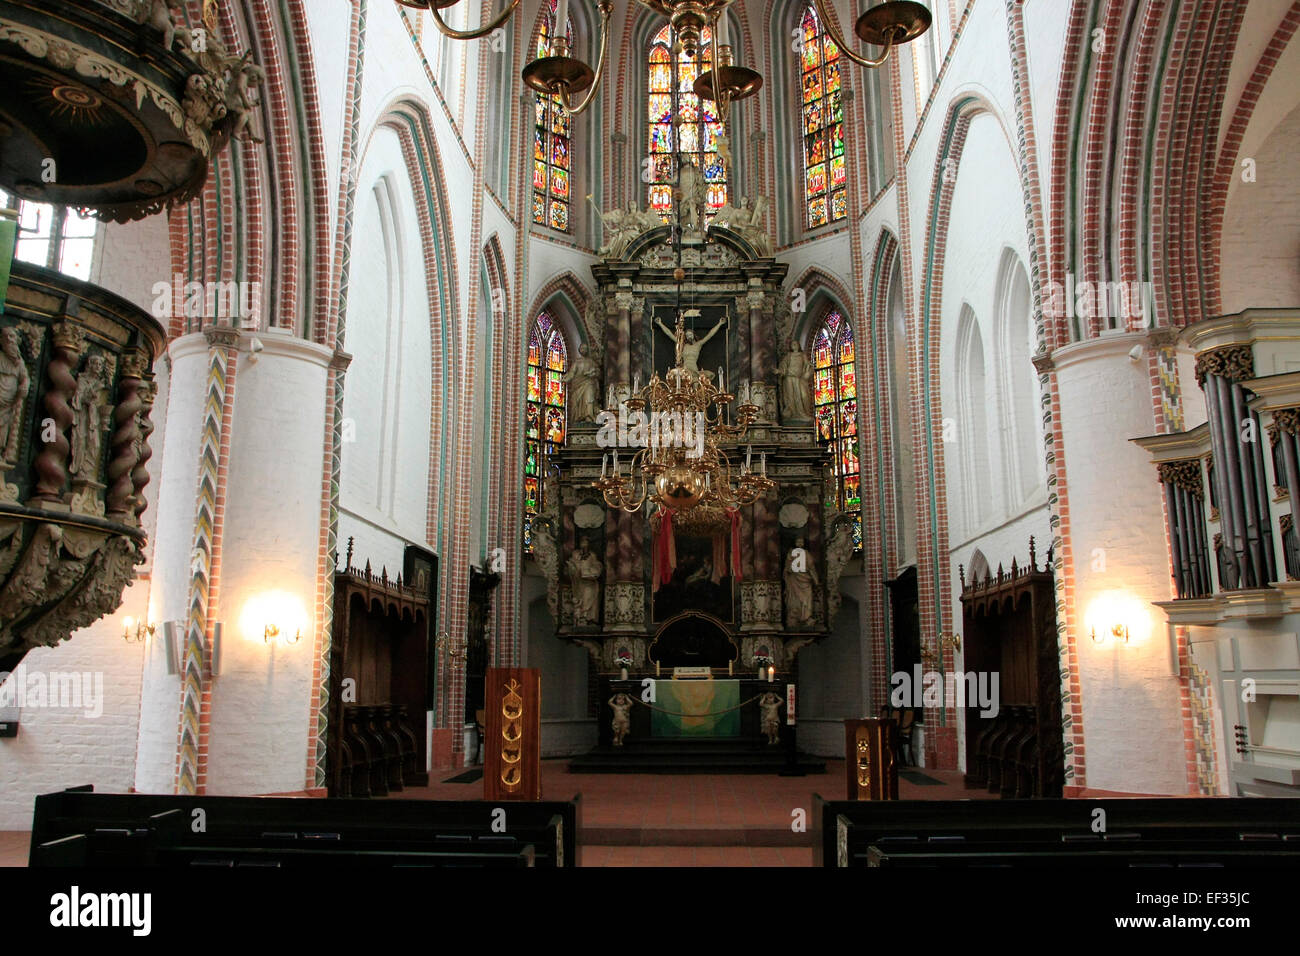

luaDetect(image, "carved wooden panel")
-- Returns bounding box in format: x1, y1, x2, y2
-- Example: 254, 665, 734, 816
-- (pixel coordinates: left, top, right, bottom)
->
483, 667, 542, 801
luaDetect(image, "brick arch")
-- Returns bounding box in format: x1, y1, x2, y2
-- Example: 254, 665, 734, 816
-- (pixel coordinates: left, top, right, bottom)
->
913, 91, 1015, 768
861, 229, 901, 711
526, 272, 596, 348
788, 264, 857, 346
481, 233, 524, 665
1205, 4, 1300, 315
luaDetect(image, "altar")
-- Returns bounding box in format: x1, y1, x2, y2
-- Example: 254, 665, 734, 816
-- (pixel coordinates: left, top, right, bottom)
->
650, 679, 740, 737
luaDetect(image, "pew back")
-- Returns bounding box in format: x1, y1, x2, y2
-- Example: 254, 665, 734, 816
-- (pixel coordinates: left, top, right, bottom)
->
31, 788, 581, 868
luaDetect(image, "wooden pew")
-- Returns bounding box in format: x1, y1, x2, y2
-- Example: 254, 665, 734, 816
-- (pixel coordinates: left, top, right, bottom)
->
30, 787, 581, 868
813, 796, 1300, 868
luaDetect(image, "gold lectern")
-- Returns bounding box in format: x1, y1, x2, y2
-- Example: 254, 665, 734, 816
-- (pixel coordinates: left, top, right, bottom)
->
844, 718, 898, 800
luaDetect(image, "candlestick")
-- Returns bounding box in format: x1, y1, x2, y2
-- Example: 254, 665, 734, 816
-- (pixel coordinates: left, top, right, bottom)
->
555, 0, 569, 39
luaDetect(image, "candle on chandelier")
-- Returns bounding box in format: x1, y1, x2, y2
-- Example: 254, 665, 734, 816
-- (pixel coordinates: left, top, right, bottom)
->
718, 366, 725, 393
746, 445, 752, 470
613, 449, 619, 474
602, 453, 607, 478
761, 451, 767, 476
634, 371, 641, 393
555, 0, 569, 39
718, 8, 730, 48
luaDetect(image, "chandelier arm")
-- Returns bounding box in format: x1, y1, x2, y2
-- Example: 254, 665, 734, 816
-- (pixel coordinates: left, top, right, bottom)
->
812, 0, 898, 69
558, 0, 615, 116
430, 0, 524, 41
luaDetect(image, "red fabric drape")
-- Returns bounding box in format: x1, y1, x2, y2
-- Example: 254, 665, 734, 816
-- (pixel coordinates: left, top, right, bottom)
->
654, 508, 677, 590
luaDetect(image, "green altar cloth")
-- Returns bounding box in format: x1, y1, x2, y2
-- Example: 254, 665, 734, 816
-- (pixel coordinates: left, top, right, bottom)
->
650, 679, 740, 737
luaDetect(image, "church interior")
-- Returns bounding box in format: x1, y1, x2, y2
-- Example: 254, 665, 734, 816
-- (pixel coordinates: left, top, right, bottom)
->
1, 0, 1300, 878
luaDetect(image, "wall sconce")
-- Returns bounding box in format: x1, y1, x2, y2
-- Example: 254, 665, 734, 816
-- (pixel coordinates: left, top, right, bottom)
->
264, 623, 301, 646
941, 632, 961, 652
1091, 623, 1130, 645
435, 629, 467, 660
123, 616, 154, 644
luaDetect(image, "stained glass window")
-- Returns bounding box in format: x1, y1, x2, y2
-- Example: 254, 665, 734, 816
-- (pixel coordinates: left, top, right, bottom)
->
524, 311, 568, 552
812, 311, 861, 548
800, 6, 847, 229
534, 1, 573, 231
646, 23, 728, 223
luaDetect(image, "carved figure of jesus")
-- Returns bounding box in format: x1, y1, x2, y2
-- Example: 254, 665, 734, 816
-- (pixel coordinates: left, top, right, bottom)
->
655, 312, 726, 374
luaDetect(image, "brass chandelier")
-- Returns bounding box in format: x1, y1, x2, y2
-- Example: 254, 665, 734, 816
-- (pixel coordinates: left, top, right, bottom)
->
593, 311, 774, 528
394, 0, 933, 117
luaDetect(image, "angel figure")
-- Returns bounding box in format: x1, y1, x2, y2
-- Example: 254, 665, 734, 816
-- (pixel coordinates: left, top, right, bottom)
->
608, 692, 633, 746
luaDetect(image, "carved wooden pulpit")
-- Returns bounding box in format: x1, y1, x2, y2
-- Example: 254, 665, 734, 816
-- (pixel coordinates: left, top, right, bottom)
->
483, 667, 542, 800
845, 718, 898, 800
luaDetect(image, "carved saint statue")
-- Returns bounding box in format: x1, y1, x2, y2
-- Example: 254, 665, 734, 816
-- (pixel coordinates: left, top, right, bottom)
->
566, 536, 602, 626
565, 343, 602, 423
784, 536, 819, 629
825, 521, 855, 623
759, 692, 784, 745
676, 161, 707, 235
70, 353, 110, 481
608, 692, 633, 746
778, 339, 814, 422
531, 517, 560, 620
0, 328, 31, 467
655, 311, 726, 375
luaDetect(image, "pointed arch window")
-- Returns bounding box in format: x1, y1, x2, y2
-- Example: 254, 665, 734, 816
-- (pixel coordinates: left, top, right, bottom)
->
524, 311, 568, 552
812, 311, 861, 547
646, 23, 728, 223
533, 0, 573, 231
799, 5, 847, 229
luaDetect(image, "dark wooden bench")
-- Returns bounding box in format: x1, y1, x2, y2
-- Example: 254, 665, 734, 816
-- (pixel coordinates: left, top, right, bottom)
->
31, 787, 580, 868
814, 796, 1300, 868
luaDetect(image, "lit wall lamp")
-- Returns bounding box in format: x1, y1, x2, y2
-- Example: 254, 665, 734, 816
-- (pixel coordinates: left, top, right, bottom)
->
264, 623, 301, 646
1091, 623, 1130, 645
122, 616, 154, 644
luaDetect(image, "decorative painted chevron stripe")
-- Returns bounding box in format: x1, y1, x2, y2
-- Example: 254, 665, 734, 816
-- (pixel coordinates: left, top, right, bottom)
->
176, 343, 228, 795
309, 0, 367, 789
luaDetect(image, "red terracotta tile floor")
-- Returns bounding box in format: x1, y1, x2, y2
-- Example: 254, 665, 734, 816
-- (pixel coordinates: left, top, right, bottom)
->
401, 757, 994, 867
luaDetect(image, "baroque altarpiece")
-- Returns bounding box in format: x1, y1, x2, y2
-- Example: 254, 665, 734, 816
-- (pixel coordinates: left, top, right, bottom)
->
530, 219, 858, 679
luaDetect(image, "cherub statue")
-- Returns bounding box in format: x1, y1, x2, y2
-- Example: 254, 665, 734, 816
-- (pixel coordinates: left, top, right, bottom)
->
758, 692, 783, 745
223, 57, 266, 144
608, 692, 633, 746
146, 1, 182, 51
